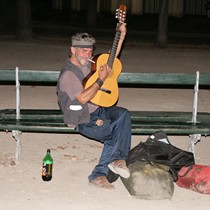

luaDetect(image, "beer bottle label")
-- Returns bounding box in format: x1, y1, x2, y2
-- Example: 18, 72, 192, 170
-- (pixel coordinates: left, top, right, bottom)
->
42, 164, 53, 177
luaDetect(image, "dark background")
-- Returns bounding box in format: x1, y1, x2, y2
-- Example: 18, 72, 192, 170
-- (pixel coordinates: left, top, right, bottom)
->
0, 0, 210, 45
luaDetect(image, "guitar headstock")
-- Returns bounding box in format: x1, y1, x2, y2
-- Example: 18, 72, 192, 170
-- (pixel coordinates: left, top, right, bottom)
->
115, 4, 127, 24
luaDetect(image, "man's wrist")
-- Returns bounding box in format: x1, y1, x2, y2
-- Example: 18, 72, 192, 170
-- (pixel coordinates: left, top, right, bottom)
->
95, 78, 104, 87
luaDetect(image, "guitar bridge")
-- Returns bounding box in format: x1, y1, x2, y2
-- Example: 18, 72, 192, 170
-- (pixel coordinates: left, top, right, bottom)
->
99, 87, 111, 94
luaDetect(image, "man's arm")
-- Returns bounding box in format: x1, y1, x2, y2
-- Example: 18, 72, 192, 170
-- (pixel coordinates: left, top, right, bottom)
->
116, 23, 127, 57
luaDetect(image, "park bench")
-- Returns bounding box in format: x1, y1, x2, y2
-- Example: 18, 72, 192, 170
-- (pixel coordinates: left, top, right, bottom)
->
0, 68, 210, 160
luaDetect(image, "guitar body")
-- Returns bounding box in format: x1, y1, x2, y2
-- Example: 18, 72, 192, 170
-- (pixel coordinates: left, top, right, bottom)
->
85, 54, 122, 107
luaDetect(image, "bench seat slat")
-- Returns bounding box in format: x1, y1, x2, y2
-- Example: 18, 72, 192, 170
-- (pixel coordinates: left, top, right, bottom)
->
0, 120, 210, 135
1, 109, 210, 135
1, 109, 210, 122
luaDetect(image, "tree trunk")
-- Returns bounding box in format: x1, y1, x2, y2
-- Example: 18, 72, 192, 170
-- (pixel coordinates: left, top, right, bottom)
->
156, 0, 169, 48
16, 0, 33, 40
87, 0, 97, 27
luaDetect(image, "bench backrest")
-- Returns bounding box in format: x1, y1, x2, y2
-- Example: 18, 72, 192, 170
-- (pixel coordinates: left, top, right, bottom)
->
0, 69, 210, 87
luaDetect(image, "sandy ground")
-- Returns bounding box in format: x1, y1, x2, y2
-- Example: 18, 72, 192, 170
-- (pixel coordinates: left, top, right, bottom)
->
0, 38, 210, 210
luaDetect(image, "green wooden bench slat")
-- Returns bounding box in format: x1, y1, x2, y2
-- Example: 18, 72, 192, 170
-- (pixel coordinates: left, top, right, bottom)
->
2, 109, 210, 123
1, 70, 210, 86
0, 120, 210, 135
1, 109, 210, 135
119, 73, 210, 86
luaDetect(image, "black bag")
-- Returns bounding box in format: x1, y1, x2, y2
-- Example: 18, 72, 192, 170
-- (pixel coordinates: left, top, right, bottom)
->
107, 131, 195, 182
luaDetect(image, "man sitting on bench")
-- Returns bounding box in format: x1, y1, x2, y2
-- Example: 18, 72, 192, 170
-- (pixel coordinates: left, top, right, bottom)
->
56, 23, 131, 189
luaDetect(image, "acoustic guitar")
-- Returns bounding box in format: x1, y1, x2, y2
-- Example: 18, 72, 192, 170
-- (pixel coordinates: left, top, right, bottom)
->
84, 5, 127, 107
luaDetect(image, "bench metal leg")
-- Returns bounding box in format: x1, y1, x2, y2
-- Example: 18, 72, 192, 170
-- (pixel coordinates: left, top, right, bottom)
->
188, 134, 201, 158
12, 130, 22, 161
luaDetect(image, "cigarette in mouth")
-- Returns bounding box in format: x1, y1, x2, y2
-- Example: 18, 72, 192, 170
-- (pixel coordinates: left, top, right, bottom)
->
87, 58, 95, 63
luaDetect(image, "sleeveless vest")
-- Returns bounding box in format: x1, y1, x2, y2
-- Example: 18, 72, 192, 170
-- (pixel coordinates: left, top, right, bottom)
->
57, 60, 90, 127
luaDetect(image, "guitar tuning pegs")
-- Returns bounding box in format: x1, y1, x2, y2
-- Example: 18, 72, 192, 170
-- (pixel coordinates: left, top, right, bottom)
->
115, 5, 127, 22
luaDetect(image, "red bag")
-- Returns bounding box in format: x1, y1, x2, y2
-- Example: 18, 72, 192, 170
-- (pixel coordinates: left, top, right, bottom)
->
176, 164, 210, 194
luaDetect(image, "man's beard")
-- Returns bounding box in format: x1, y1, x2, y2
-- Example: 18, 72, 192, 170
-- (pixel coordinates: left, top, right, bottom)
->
75, 53, 88, 66
79, 58, 88, 66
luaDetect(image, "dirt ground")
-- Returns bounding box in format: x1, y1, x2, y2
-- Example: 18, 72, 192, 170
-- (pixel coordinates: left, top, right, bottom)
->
0, 38, 210, 210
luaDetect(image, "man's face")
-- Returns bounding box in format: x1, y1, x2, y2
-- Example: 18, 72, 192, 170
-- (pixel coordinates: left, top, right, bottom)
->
74, 47, 93, 66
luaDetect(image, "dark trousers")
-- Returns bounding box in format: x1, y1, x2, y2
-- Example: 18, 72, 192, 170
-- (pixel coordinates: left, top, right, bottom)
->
78, 106, 131, 181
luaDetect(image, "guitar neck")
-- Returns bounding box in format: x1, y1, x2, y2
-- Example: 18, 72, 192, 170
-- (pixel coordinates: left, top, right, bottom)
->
107, 29, 121, 68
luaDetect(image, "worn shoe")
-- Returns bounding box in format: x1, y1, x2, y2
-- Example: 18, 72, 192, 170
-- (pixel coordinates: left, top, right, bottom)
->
108, 160, 130, 179
90, 176, 115, 189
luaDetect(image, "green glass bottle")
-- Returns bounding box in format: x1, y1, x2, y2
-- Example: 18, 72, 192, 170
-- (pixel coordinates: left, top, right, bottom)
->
42, 149, 53, 181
